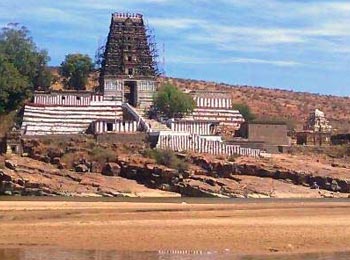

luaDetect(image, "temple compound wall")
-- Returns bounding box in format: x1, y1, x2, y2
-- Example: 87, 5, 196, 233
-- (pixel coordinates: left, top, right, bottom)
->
187, 91, 244, 128
33, 91, 104, 106
21, 95, 123, 135
92, 120, 138, 134
157, 133, 261, 158
168, 120, 213, 136
193, 95, 232, 109
170, 91, 245, 136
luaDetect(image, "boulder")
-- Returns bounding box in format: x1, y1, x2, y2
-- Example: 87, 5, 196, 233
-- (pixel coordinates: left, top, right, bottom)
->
57, 162, 66, 170
5, 160, 17, 170
102, 162, 121, 176
75, 164, 89, 173
25, 182, 41, 189
0, 171, 12, 182
52, 157, 61, 165
330, 180, 341, 192
47, 148, 64, 160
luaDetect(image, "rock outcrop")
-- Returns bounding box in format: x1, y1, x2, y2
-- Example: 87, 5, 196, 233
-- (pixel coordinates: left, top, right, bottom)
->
2, 141, 350, 198
0, 156, 179, 198
102, 162, 121, 176
190, 155, 350, 193
113, 154, 349, 198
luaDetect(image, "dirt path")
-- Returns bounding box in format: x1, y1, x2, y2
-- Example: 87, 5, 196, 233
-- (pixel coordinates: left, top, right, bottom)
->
0, 200, 349, 255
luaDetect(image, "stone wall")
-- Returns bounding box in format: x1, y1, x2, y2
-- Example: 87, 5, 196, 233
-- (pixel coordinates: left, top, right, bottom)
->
241, 123, 290, 146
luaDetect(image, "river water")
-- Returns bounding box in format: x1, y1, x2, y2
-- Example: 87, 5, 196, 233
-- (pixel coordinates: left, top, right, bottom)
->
1, 196, 349, 204
1, 248, 350, 260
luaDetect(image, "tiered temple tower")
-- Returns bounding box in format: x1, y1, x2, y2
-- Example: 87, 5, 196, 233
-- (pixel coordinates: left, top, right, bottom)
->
101, 13, 158, 108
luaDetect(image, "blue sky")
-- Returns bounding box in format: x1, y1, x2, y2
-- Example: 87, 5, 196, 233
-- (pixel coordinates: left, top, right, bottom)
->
1, 0, 350, 96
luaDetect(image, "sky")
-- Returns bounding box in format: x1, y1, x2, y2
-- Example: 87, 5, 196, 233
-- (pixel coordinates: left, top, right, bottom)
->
1, 0, 350, 96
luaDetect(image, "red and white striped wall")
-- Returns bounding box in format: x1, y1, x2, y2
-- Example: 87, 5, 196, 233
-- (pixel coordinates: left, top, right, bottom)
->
34, 93, 104, 106
184, 108, 245, 130
91, 95, 104, 102
194, 96, 232, 109
21, 103, 123, 135
93, 120, 138, 134
169, 121, 213, 135
157, 134, 261, 158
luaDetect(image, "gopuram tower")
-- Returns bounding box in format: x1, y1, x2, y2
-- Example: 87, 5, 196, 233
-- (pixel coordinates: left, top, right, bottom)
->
101, 13, 159, 108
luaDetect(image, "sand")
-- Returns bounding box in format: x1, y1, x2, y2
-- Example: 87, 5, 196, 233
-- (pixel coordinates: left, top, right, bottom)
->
0, 199, 350, 255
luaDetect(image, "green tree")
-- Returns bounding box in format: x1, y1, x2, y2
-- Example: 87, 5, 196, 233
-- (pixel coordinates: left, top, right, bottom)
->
232, 103, 256, 122
60, 54, 94, 90
32, 50, 52, 90
153, 84, 195, 118
0, 23, 52, 90
0, 55, 28, 113
0, 23, 52, 113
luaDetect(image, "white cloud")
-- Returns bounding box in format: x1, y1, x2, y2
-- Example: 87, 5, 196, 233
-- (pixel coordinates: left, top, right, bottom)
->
167, 55, 302, 67
148, 18, 202, 29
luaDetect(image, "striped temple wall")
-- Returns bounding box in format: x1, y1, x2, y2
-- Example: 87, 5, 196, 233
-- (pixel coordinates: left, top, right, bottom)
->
193, 96, 232, 109
157, 133, 261, 158
92, 120, 138, 134
21, 103, 123, 135
169, 121, 213, 135
187, 93, 245, 129
33, 93, 104, 106
185, 108, 245, 130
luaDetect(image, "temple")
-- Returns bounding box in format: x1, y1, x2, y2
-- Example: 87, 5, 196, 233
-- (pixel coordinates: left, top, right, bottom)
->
19, 12, 263, 158
101, 12, 158, 108
296, 109, 332, 146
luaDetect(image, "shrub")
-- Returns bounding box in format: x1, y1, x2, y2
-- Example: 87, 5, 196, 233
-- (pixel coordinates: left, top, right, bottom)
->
232, 103, 256, 122
228, 154, 240, 162
90, 146, 115, 164
326, 145, 350, 158
143, 149, 188, 172
153, 84, 195, 118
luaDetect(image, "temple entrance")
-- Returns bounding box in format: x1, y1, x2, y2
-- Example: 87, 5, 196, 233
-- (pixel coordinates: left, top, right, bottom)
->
124, 81, 137, 106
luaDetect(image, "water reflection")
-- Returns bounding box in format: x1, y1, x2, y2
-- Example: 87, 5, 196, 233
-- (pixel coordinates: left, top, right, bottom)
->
0, 248, 350, 260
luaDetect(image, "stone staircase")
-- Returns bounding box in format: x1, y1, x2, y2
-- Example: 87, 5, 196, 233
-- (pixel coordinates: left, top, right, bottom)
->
122, 103, 170, 133
134, 108, 170, 132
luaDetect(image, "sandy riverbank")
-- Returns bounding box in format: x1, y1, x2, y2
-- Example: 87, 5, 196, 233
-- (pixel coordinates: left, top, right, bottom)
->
0, 200, 350, 256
